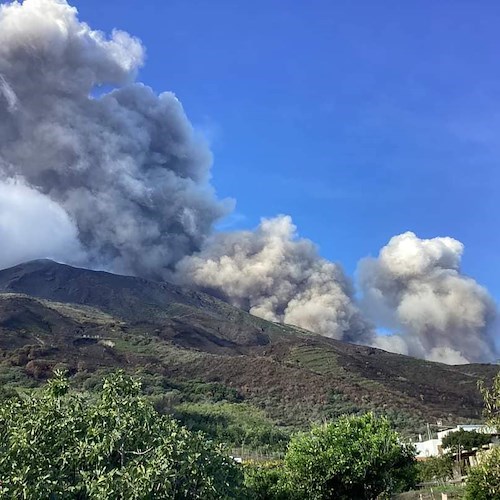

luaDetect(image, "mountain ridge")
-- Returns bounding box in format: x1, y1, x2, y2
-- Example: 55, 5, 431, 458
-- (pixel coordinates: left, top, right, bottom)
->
0, 259, 497, 434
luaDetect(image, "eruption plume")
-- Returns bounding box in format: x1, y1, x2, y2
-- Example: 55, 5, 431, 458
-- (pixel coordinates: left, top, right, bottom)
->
0, 0, 496, 363
0, 0, 229, 277
175, 215, 373, 342
358, 232, 497, 363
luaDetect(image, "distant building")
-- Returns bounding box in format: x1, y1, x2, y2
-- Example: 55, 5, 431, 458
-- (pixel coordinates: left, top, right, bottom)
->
415, 424, 499, 459
415, 439, 442, 459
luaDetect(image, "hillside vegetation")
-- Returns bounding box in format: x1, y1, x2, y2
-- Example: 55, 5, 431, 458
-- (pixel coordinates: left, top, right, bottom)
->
0, 260, 497, 444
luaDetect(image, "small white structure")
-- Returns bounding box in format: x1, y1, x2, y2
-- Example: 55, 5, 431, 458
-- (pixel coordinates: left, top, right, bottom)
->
415, 439, 442, 458
415, 424, 498, 459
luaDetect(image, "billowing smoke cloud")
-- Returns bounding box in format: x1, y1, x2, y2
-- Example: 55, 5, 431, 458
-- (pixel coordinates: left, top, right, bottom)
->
358, 232, 497, 364
0, 0, 497, 362
0, 0, 229, 278
0, 177, 83, 269
175, 215, 373, 342
0, 0, 370, 345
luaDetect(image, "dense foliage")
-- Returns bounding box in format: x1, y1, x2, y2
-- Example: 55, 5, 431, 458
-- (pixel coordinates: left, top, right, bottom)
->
244, 413, 416, 500
463, 370, 500, 499
243, 460, 289, 500
441, 429, 491, 454
465, 447, 500, 500
479, 370, 500, 430
175, 402, 290, 453
0, 371, 243, 499
415, 455, 454, 482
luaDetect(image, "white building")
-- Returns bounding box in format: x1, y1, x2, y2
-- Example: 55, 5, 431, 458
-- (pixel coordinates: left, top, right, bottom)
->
415, 424, 498, 459
415, 439, 442, 459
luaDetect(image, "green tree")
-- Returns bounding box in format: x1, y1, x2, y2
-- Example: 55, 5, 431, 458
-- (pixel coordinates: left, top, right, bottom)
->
415, 455, 454, 482
465, 447, 500, 500
441, 429, 492, 454
243, 460, 289, 500
479, 370, 500, 429
0, 370, 243, 499
282, 412, 416, 500
464, 371, 500, 499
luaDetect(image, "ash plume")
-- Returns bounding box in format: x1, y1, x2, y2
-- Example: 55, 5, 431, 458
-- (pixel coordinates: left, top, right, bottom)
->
358, 232, 497, 364
0, 0, 497, 361
175, 216, 373, 342
0, 0, 229, 278
0, 0, 371, 345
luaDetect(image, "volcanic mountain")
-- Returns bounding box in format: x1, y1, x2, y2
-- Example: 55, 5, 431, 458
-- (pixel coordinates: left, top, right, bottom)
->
0, 259, 496, 434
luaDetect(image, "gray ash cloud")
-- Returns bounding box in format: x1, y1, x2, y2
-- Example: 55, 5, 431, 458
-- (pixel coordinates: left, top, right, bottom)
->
175, 215, 373, 342
358, 232, 497, 363
0, 0, 230, 278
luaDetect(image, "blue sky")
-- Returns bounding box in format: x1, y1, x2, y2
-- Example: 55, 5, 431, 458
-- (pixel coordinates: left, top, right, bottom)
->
73, 0, 500, 299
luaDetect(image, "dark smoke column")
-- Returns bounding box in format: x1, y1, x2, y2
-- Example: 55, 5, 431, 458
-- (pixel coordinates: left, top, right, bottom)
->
0, 0, 230, 278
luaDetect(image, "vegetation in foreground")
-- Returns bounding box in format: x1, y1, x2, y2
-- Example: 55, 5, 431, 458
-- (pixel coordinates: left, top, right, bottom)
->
1, 369, 499, 499
0, 371, 243, 499
465, 446, 500, 500
0, 371, 418, 499
463, 371, 500, 499
247, 413, 417, 499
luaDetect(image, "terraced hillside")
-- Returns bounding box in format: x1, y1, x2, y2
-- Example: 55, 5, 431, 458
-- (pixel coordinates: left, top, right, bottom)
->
0, 260, 497, 437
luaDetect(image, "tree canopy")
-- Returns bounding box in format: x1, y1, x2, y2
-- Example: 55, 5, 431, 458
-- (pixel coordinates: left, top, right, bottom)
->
441, 429, 491, 454
463, 371, 500, 500
282, 412, 416, 500
0, 370, 243, 499
479, 370, 500, 430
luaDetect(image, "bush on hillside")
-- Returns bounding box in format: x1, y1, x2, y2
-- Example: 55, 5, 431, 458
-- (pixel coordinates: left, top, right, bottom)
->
175, 401, 290, 452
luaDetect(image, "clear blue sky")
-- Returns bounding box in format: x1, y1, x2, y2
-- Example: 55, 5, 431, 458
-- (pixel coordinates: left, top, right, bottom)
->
73, 0, 500, 299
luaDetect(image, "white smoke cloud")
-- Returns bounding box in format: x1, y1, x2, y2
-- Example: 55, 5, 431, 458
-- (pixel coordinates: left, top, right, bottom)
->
175, 215, 373, 342
425, 347, 470, 365
358, 232, 497, 363
0, 178, 83, 269
0, 0, 230, 278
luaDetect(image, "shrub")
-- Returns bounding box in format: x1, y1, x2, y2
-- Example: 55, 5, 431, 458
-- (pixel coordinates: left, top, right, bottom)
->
465, 447, 500, 500
243, 460, 289, 500
282, 412, 416, 500
0, 370, 243, 499
416, 455, 454, 482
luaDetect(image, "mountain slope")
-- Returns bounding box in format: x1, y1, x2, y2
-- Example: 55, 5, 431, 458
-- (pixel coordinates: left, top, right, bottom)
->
0, 260, 497, 434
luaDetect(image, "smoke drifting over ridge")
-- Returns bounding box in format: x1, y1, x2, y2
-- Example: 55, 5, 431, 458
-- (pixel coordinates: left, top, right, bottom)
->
175, 215, 373, 342
0, 0, 496, 362
358, 232, 497, 364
